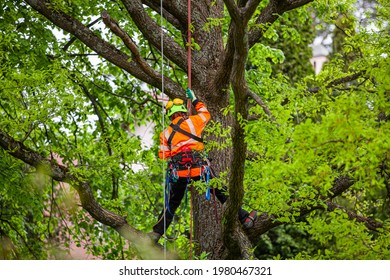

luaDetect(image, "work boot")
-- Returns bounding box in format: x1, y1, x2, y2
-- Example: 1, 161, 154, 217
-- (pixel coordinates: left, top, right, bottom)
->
148, 232, 161, 243
242, 210, 257, 229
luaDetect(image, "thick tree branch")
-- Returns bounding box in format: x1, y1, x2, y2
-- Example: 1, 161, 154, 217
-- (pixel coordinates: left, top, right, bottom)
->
120, 0, 189, 75
24, 0, 182, 97
62, 17, 101, 52
326, 201, 386, 232
222, 0, 265, 259
328, 175, 355, 198
224, 0, 240, 23
142, 0, 221, 89
0, 128, 122, 226
0, 128, 171, 259
247, 176, 355, 239
243, 0, 262, 21
247, 175, 388, 243
142, 0, 183, 31
246, 89, 275, 120
101, 11, 163, 82
308, 70, 366, 93
221, 0, 313, 86
248, 0, 314, 47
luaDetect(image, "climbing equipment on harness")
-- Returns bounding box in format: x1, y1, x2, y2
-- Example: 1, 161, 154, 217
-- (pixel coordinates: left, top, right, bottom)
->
201, 165, 211, 200
169, 148, 205, 169
200, 163, 220, 222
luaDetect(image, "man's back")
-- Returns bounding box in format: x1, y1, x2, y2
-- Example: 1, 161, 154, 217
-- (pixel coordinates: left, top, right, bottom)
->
159, 101, 210, 159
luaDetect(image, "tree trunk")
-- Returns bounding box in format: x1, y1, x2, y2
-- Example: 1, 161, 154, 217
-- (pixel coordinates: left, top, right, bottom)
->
192, 102, 233, 259
182, 1, 232, 259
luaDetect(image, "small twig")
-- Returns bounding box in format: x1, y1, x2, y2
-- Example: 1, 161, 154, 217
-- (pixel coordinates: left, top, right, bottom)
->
246, 89, 275, 120
101, 10, 162, 80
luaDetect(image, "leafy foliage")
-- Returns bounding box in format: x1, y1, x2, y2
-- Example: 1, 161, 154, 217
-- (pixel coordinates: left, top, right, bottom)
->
0, 0, 389, 260
244, 0, 390, 259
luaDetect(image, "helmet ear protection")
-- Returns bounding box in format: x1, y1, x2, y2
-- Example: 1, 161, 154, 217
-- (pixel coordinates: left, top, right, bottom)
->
165, 98, 187, 117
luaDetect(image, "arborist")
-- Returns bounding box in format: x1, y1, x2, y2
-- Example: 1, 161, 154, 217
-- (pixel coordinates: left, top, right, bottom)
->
149, 89, 257, 243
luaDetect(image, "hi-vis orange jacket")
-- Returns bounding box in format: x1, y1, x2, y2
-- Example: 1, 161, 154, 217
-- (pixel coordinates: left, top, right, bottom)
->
159, 101, 211, 177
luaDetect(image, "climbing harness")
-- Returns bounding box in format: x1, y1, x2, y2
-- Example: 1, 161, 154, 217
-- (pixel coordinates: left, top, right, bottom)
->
169, 148, 205, 171
169, 119, 203, 143
167, 149, 218, 204
167, 117, 203, 150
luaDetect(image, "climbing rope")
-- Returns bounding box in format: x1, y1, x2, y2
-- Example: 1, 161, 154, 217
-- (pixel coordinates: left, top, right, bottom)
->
160, 0, 168, 259
187, 0, 192, 116
186, 0, 194, 260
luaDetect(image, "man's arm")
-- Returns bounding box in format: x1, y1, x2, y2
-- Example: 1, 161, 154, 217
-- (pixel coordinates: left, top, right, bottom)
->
186, 89, 211, 127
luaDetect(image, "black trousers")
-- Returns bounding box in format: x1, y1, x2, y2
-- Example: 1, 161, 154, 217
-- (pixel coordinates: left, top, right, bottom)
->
153, 176, 250, 236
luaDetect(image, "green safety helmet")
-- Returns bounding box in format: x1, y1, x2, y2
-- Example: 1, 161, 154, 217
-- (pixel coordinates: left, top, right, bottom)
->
165, 98, 187, 117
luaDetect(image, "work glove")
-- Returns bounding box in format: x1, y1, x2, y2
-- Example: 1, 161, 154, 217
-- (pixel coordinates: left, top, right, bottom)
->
186, 88, 197, 102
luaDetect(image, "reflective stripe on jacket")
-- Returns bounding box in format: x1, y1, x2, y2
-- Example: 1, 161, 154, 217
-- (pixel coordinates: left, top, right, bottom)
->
159, 101, 210, 177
